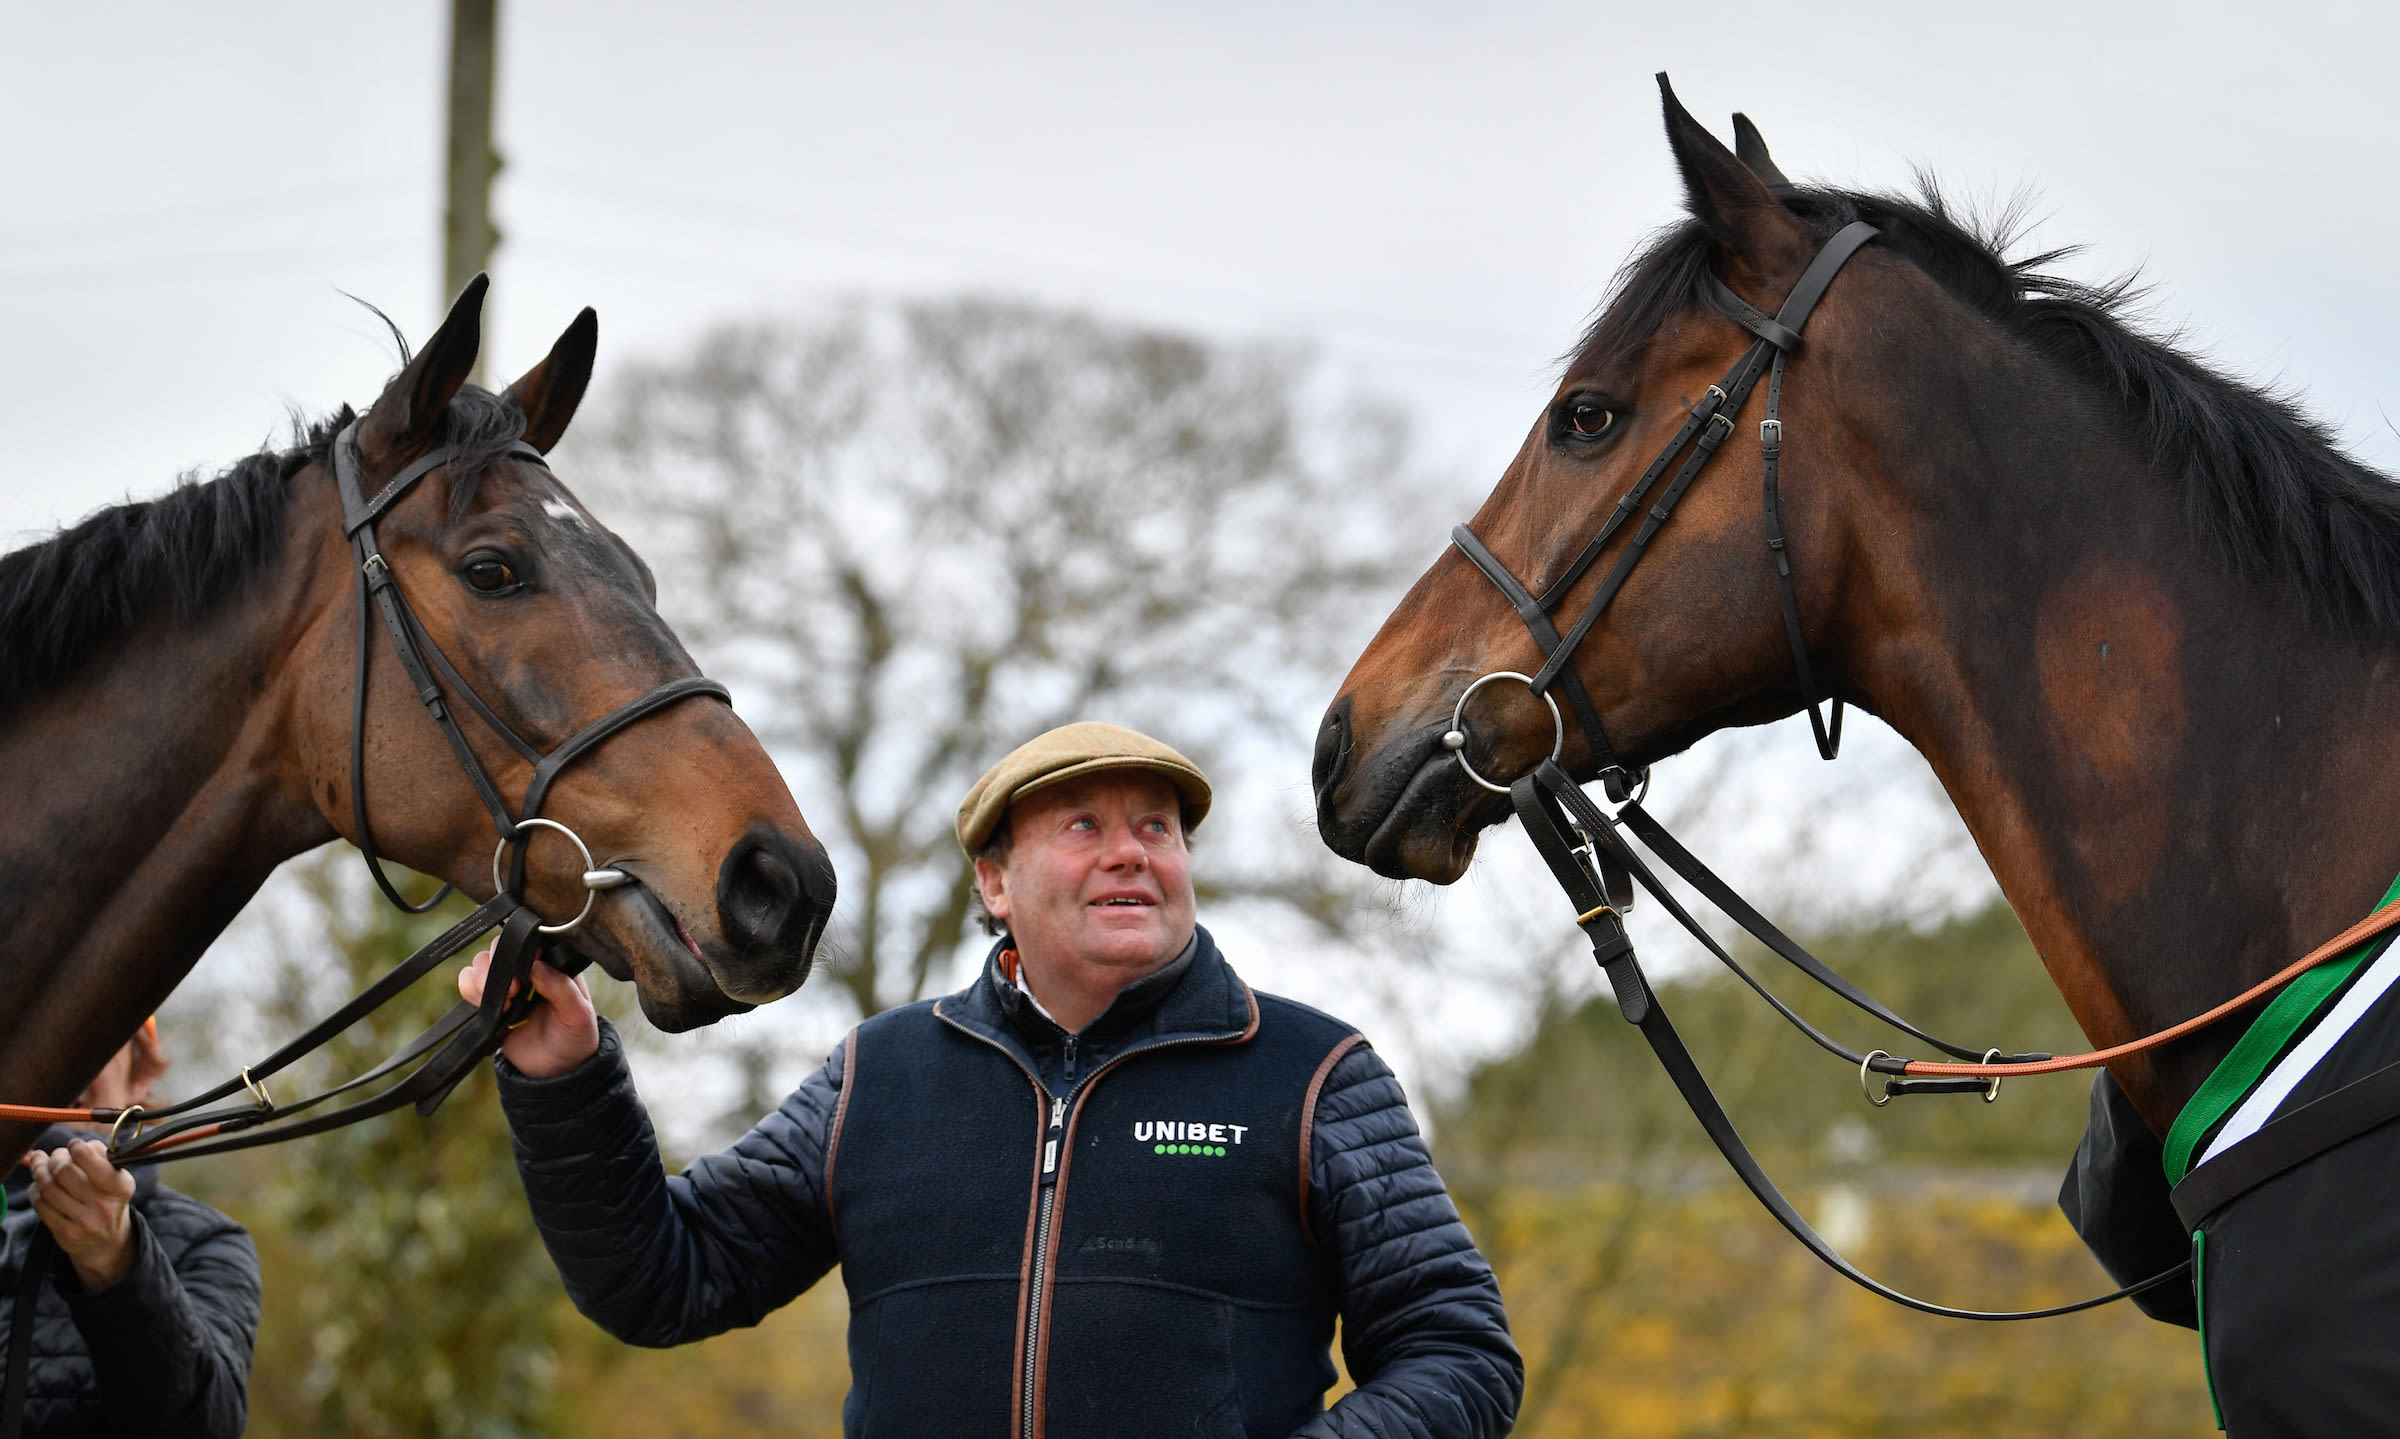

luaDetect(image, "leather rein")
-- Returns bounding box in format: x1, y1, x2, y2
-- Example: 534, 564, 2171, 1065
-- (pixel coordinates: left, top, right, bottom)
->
0, 421, 728, 1167
1439, 219, 2400, 1318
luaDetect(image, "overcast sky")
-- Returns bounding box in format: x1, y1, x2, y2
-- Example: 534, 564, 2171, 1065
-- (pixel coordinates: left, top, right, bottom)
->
9, 0, 2399, 544
11, 1, 2397, 1096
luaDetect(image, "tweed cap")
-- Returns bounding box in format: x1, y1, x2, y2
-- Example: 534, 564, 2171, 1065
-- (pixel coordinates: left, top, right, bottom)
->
956, 722, 1212, 856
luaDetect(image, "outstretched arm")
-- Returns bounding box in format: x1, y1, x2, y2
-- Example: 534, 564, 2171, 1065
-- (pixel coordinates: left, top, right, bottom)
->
490, 992, 845, 1347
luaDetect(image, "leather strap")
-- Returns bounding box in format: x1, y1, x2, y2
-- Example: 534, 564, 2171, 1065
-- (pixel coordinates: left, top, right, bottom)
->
1895, 898, 2400, 1080
1760, 346, 1843, 759
1606, 781, 2017, 1062
1449, 221, 1878, 795
1449, 525, 1622, 774
2172, 1054, 2400, 1229
1510, 763, 2185, 1319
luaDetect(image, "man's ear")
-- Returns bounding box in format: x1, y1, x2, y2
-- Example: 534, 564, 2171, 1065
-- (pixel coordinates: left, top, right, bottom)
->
1730, 112, 1791, 187
1656, 74, 1812, 275
974, 856, 1011, 924
358, 273, 487, 461
504, 307, 599, 453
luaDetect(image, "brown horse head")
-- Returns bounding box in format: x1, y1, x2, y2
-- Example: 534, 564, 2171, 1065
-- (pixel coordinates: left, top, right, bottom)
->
0, 278, 833, 1143
1317, 77, 1882, 884
1316, 74, 2400, 1141
304, 277, 835, 1029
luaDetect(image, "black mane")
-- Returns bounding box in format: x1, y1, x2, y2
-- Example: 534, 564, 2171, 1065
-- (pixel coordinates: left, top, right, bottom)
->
0, 384, 532, 709
1574, 184, 2400, 632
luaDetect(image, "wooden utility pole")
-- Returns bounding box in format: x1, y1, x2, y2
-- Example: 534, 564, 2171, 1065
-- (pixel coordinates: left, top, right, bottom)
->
442, 0, 501, 379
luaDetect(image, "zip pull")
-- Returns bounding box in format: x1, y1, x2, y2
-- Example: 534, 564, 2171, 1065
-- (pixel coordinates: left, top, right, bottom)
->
1041, 1094, 1065, 1183
1049, 1095, 1066, 1130
1062, 1034, 1079, 1083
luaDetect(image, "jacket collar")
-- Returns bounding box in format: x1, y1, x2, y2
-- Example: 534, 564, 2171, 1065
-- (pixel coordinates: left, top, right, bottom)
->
935, 924, 1257, 1071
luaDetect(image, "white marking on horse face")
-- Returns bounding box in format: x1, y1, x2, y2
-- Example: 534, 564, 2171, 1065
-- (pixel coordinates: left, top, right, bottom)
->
541, 497, 591, 531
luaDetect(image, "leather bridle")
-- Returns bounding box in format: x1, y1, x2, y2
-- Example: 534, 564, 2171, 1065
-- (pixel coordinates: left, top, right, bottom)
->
0, 420, 728, 1166
1448, 219, 1876, 801
1439, 221, 2213, 1318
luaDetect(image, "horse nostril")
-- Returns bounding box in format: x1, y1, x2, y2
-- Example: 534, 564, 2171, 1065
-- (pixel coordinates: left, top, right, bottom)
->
715, 825, 835, 958
1312, 697, 1354, 802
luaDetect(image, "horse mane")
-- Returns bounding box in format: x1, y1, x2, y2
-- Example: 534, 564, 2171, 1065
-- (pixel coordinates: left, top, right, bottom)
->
0, 385, 532, 710
1573, 183, 2400, 632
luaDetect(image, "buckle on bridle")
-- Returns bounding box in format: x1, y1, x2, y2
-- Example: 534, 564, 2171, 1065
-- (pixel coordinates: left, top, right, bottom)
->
1760, 418, 1782, 445
107, 1104, 148, 1156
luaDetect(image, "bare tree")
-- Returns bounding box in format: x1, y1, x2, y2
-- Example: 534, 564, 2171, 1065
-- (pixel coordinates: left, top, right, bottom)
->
572, 297, 1442, 1024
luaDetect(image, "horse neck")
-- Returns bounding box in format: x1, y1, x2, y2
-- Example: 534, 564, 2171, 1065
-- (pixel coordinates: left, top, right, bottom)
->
0, 477, 339, 1145
1843, 340, 2400, 1132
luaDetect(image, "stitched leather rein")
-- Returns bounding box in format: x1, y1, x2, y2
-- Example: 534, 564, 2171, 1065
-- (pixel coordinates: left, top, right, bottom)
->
0, 421, 728, 1165
1433, 219, 2387, 1317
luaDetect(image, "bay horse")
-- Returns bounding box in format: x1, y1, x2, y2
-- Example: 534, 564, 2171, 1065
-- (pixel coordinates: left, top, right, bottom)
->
0, 278, 835, 1170
1316, 77, 2400, 1426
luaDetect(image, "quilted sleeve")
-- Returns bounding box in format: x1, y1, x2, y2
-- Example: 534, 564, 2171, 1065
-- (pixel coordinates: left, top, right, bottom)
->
61, 1194, 260, 1439
1297, 1043, 1523, 1439
495, 1017, 844, 1346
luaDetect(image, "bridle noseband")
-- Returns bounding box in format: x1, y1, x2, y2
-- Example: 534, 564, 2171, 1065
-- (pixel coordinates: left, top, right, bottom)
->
1446, 219, 1877, 799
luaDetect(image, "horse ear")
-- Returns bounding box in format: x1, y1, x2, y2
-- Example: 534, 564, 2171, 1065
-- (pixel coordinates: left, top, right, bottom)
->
504, 307, 599, 453
1656, 74, 1810, 271
1730, 113, 1791, 188
359, 274, 487, 459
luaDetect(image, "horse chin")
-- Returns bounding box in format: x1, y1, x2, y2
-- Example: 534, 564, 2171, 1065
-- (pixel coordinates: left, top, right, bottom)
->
634, 980, 754, 1034
1355, 744, 1504, 884
575, 885, 765, 1033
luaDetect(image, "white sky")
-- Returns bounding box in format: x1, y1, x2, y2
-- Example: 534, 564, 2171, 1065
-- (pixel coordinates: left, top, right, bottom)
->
12, 1, 2400, 1110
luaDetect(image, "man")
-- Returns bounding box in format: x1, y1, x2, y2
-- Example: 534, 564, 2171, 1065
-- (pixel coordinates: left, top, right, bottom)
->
1, 1020, 261, 1438
472, 721, 1523, 1437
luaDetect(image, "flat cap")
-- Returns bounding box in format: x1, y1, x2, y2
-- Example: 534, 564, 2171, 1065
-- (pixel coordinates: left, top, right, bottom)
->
957, 722, 1212, 856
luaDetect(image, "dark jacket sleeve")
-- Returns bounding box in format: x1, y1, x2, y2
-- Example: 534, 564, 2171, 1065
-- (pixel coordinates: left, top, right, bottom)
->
495, 1018, 844, 1346
1297, 1044, 1523, 1439
58, 1192, 260, 1439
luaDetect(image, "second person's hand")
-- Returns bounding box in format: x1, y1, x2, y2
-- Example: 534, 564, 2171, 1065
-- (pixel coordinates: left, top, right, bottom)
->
459, 948, 600, 1078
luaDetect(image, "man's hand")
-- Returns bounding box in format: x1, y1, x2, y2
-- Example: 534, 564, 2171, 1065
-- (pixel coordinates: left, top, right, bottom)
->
459, 948, 600, 1078
28, 1140, 138, 1291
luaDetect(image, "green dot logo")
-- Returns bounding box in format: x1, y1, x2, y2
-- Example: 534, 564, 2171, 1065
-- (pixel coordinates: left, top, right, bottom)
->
1153, 1144, 1164, 1154
1213, 1146, 1226, 1156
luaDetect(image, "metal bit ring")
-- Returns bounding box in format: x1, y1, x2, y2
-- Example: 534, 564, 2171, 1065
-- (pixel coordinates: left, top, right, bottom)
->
492, 817, 605, 935
1443, 671, 1566, 794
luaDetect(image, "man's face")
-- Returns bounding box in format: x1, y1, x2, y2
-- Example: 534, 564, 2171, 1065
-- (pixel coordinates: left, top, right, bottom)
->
976, 771, 1196, 978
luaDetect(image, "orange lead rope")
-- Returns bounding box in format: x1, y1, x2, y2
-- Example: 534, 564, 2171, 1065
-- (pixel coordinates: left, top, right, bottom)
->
1901, 898, 2400, 1079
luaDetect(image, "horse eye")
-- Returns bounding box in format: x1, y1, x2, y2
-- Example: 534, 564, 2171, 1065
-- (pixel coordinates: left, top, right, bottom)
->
1569, 403, 1615, 437
463, 558, 520, 594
